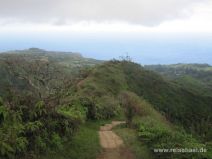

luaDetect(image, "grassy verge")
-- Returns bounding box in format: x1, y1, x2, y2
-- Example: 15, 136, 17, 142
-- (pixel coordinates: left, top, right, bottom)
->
39, 120, 108, 159
114, 125, 154, 159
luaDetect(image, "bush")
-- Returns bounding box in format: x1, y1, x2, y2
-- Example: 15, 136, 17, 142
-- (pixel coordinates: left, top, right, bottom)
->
78, 96, 97, 120
137, 117, 209, 159
138, 117, 171, 144
50, 133, 63, 150
119, 91, 143, 127
0, 98, 80, 159
95, 96, 120, 119
57, 102, 87, 123
35, 136, 47, 153
0, 102, 26, 158
76, 95, 120, 120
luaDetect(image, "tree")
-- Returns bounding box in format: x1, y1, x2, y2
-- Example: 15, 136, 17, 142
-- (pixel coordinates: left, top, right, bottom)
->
119, 91, 141, 127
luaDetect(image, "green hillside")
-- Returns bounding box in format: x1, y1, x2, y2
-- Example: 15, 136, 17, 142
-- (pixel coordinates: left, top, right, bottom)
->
145, 64, 212, 96
75, 61, 212, 139
0, 52, 211, 159
0, 48, 101, 98
72, 60, 211, 158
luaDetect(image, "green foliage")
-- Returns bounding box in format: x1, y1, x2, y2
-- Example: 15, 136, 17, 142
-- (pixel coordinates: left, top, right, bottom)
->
57, 102, 86, 122
119, 61, 212, 139
39, 121, 104, 159
33, 101, 47, 119
34, 136, 47, 153
145, 64, 212, 96
95, 96, 121, 119
0, 48, 101, 98
138, 117, 171, 144
16, 137, 28, 153
0, 102, 26, 158
77, 61, 128, 96
82, 97, 97, 120
117, 92, 211, 159
137, 117, 209, 159
0, 97, 3, 105
0, 49, 101, 158
76, 60, 211, 140
119, 91, 166, 128
25, 121, 43, 133
0, 100, 8, 123
119, 91, 142, 127
65, 122, 101, 159
0, 142, 14, 159
50, 133, 63, 150
0, 51, 212, 159
114, 126, 154, 159
0, 97, 79, 159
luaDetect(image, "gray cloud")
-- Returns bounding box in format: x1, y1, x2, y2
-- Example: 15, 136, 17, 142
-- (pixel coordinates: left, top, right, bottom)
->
0, 0, 209, 26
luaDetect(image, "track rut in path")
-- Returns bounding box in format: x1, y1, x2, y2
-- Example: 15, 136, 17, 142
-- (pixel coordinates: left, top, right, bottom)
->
97, 121, 135, 159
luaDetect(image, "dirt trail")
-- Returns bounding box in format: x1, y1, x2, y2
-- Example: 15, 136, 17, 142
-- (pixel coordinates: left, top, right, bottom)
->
97, 121, 135, 159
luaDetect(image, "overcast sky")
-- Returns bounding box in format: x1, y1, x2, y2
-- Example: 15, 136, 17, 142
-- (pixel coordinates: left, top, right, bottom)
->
0, 0, 212, 64
0, 0, 212, 32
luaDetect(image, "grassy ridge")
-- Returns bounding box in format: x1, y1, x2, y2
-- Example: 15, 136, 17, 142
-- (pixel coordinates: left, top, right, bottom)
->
73, 60, 211, 158
77, 60, 211, 139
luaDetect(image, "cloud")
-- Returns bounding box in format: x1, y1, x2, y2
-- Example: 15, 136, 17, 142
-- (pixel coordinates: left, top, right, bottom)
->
0, 0, 210, 26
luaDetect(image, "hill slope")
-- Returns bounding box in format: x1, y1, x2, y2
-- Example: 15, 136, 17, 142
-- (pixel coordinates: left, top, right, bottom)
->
0, 48, 101, 98
0, 51, 211, 159
73, 60, 211, 159
145, 64, 212, 96
76, 61, 212, 139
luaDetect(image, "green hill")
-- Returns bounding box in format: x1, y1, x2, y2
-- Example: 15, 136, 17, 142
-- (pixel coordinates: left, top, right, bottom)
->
144, 64, 212, 96
0, 48, 101, 98
76, 61, 212, 139
0, 51, 211, 159
72, 60, 211, 159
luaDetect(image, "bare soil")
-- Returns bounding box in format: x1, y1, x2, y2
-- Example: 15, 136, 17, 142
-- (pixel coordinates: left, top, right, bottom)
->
97, 121, 135, 159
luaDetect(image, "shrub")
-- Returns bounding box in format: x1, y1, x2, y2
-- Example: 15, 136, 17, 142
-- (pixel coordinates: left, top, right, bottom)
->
137, 116, 208, 159
95, 96, 121, 119
76, 95, 120, 120
78, 96, 97, 120
0, 102, 26, 158
57, 103, 87, 123
35, 136, 47, 153
50, 133, 63, 150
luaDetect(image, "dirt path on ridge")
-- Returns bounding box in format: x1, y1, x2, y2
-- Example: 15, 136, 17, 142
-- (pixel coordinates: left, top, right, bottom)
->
97, 121, 135, 159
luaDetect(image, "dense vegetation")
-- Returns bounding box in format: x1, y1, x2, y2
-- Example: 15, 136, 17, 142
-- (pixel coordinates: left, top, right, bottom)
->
76, 60, 212, 140
0, 48, 101, 98
145, 64, 212, 96
0, 49, 211, 159
40, 121, 108, 159
118, 91, 211, 159
73, 60, 211, 158
0, 49, 100, 158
